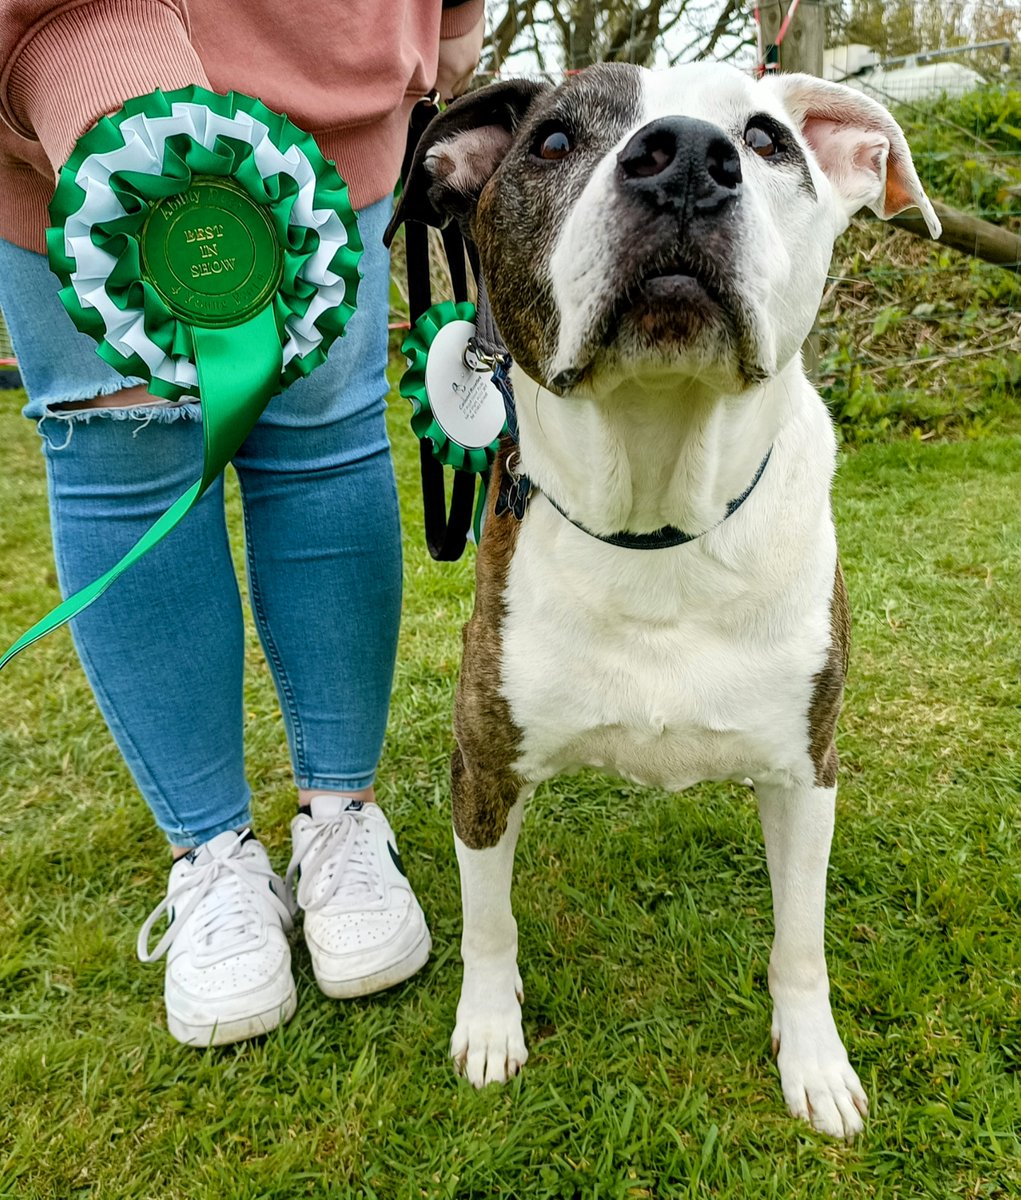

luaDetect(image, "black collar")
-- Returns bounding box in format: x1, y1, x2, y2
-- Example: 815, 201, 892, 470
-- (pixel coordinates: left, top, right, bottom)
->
498, 446, 772, 550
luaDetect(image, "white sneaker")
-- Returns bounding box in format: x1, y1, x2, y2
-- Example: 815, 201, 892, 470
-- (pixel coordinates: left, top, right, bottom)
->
137, 830, 298, 1047
287, 796, 431, 998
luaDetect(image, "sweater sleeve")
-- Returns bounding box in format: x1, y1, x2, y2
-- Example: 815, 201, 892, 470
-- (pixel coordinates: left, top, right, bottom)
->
0, 0, 208, 172
439, 0, 484, 40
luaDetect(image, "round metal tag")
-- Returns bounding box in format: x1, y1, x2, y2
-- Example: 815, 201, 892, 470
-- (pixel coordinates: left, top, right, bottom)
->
140, 177, 282, 327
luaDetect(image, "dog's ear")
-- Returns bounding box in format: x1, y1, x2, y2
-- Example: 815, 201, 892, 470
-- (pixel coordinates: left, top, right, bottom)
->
384, 79, 549, 246
767, 74, 941, 238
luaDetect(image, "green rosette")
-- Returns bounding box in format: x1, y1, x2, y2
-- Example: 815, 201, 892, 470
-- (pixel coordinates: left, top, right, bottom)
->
400, 300, 507, 475
1, 85, 362, 671
46, 84, 361, 399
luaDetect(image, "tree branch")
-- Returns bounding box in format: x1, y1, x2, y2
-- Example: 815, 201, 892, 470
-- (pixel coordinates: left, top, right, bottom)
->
482, 0, 525, 74
695, 0, 744, 60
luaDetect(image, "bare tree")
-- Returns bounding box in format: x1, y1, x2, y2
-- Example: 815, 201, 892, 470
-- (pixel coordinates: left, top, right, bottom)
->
482, 0, 753, 77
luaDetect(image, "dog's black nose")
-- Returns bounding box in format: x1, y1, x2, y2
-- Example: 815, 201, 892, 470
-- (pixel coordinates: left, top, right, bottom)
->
617, 116, 741, 217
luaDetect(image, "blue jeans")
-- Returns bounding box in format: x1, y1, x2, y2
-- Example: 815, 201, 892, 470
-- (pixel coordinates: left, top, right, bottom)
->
0, 198, 402, 846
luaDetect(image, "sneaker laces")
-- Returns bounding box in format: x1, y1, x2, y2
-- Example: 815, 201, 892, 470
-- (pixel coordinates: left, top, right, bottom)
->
286, 808, 384, 913
137, 838, 293, 964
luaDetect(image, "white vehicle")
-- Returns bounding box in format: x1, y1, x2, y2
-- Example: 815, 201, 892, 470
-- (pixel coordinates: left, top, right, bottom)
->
825, 42, 986, 102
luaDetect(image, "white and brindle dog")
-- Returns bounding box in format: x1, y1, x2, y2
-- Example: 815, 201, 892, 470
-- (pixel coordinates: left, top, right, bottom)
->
389, 61, 939, 1139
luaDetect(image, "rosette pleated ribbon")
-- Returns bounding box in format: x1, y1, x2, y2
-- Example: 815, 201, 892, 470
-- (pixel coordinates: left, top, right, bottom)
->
400, 300, 507, 475
0, 86, 361, 671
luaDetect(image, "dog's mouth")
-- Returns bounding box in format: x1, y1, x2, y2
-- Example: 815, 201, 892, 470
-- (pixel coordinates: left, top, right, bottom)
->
639, 258, 725, 300
547, 252, 745, 392
544, 234, 767, 394
612, 255, 732, 339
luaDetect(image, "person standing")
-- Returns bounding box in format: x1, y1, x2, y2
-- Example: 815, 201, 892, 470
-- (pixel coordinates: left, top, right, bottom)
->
0, 0, 484, 1045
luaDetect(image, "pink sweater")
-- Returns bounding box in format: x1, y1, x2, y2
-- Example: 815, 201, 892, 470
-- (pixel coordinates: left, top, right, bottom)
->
0, 0, 482, 253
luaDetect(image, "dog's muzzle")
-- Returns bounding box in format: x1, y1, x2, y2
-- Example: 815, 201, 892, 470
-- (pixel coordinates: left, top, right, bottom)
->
581, 116, 750, 373
551, 115, 757, 388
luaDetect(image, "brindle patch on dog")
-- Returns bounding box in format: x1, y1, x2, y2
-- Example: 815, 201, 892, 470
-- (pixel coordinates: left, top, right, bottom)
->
808, 560, 850, 788
452, 441, 527, 849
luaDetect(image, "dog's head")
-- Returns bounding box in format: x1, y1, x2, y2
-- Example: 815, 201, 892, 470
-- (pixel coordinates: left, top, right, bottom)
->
388, 62, 938, 395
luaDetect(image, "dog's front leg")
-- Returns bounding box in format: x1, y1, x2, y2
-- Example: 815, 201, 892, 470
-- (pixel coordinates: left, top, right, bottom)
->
450, 786, 528, 1086
755, 779, 868, 1140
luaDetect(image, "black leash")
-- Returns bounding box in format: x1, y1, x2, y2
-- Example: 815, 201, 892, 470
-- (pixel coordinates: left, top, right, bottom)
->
400, 95, 478, 562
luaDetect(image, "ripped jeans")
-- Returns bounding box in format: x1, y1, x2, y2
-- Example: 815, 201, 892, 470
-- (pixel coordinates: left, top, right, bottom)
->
0, 197, 402, 846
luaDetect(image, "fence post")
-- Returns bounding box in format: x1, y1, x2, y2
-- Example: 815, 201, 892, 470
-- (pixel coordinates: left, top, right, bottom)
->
758, 1, 827, 76
759, 2, 827, 378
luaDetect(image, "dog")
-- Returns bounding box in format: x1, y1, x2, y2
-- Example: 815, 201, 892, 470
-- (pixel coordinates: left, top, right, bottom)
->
388, 60, 939, 1140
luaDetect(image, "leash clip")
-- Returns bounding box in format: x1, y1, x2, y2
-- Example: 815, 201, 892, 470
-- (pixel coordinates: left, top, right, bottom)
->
463, 337, 496, 372
463, 336, 508, 373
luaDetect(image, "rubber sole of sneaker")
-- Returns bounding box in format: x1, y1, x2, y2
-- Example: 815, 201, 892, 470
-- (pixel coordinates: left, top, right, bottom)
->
313, 929, 432, 999
167, 983, 298, 1047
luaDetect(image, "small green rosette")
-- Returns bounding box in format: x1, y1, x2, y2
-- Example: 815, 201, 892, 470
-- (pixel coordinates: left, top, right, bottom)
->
1, 85, 361, 670
400, 300, 508, 475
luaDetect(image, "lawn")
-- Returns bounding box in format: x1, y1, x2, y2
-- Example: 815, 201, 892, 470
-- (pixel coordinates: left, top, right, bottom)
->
0, 381, 1019, 1199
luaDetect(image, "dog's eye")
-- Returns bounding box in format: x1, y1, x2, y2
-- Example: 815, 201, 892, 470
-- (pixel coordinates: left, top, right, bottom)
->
532, 126, 574, 161
744, 121, 778, 157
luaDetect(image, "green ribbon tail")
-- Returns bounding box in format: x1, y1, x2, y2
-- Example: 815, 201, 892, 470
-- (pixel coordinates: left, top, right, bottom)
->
0, 305, 281, 672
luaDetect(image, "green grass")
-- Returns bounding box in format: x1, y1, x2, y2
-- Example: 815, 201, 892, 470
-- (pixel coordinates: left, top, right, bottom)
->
1, 381, 1020, 1199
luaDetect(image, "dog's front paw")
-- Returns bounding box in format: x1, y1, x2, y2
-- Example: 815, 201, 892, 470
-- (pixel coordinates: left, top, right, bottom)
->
772, 1001, 868, 1140
450, 972, 527, 1087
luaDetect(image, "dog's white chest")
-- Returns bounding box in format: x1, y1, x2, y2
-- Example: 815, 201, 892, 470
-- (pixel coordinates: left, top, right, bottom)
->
499, 504, 830, 790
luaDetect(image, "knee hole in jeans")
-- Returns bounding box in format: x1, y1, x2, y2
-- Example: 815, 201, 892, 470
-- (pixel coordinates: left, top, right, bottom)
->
50, 384, 162, 413
40, 386, 202, 448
